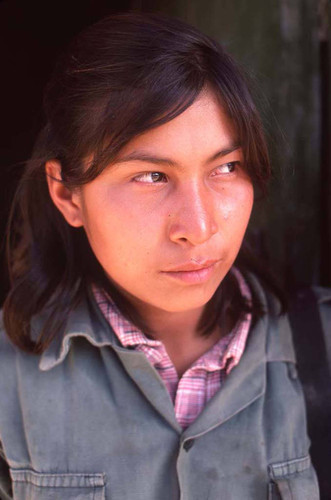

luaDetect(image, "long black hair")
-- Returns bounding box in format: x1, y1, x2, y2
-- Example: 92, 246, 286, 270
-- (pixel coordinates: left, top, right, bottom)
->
3, 12, 284, 354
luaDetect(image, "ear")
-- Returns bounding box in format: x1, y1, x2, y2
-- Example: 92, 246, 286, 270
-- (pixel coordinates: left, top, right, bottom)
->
45, 160, 84, 228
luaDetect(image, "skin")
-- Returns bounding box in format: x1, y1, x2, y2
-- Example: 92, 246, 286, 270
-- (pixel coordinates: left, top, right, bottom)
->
46, 88, 254, 375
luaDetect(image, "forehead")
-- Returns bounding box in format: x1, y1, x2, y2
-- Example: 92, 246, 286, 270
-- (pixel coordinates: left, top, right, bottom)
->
115, 88, 239, 165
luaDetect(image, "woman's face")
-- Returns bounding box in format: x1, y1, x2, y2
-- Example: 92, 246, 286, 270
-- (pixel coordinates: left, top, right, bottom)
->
70, 89, 254, 315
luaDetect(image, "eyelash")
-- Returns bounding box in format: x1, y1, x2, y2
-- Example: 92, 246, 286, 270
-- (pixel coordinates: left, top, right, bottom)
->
132, 162, 240, 184
133, 171, 167, 184
211, 161, 239, 176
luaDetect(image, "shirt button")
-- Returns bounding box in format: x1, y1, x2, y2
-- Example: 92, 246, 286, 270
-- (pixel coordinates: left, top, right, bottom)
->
183, 439, 195, 451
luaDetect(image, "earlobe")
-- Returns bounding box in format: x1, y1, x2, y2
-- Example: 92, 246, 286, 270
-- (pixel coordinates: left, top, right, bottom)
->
45, 160, 84, 228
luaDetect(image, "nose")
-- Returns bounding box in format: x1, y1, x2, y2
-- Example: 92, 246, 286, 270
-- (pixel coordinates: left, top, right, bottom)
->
168, 182, 219, 246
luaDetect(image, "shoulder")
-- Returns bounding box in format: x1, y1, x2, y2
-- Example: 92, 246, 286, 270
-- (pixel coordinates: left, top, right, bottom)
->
0, 290, 117, 375
0, 310, 18, 363
245, 273, 296, 364
0, 309, 31, 403
0, 311, 23, 444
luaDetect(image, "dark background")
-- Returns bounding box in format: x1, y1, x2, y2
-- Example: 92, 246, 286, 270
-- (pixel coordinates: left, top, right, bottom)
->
0, 0, 330, 305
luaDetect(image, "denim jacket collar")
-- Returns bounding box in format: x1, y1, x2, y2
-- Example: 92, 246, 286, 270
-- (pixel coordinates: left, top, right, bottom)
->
38, 275, 296, 372
38, 288, 120, 371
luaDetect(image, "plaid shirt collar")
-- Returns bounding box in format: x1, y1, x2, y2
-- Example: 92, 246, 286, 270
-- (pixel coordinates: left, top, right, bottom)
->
92, 267, 251, 375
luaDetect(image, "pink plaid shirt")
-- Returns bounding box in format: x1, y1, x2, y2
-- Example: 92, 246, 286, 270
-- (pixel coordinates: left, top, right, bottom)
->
93, 268, 251, 429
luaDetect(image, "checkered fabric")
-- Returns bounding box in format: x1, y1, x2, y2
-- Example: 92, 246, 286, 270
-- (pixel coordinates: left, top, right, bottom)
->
93, 268, 251, 429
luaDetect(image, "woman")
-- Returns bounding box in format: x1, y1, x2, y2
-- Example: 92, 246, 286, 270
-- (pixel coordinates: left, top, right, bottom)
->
0, 12, 319, 499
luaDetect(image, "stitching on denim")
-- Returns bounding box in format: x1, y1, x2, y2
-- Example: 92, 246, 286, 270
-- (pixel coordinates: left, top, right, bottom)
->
268, 455, 310, 480
10, 469, 105, 488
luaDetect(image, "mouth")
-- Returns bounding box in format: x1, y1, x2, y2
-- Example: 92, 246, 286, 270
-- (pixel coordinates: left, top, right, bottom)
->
161, 259, 220, 284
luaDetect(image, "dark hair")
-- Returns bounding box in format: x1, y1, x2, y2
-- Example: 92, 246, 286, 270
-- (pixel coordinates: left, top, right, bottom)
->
3, 12, 283, 354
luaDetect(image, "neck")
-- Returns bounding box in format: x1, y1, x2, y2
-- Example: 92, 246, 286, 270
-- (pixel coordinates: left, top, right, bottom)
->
133, 303, 224, 378
133, 301, 203, 341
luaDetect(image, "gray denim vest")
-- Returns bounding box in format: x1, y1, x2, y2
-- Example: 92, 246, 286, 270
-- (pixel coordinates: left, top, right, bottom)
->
0, 277, 320, 499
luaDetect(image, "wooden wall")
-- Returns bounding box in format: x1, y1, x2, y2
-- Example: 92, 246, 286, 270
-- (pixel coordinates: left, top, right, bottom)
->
135, 0, 330, 288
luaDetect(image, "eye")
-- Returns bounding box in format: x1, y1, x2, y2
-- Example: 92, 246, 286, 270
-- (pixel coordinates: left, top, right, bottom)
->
212, 161, 239, 176
133, 172, 167, 184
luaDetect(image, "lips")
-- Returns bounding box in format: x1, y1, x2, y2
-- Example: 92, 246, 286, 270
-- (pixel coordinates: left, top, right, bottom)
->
162, 259, 220, 273
161, 259, 221, 284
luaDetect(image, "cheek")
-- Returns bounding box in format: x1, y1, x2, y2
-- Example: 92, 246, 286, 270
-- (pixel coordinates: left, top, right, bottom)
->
82, 190, 163, 262
217, 183, 253, 228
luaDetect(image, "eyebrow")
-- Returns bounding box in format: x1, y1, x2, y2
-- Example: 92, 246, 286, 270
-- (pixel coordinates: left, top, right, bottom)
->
114, 143, 242, 167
